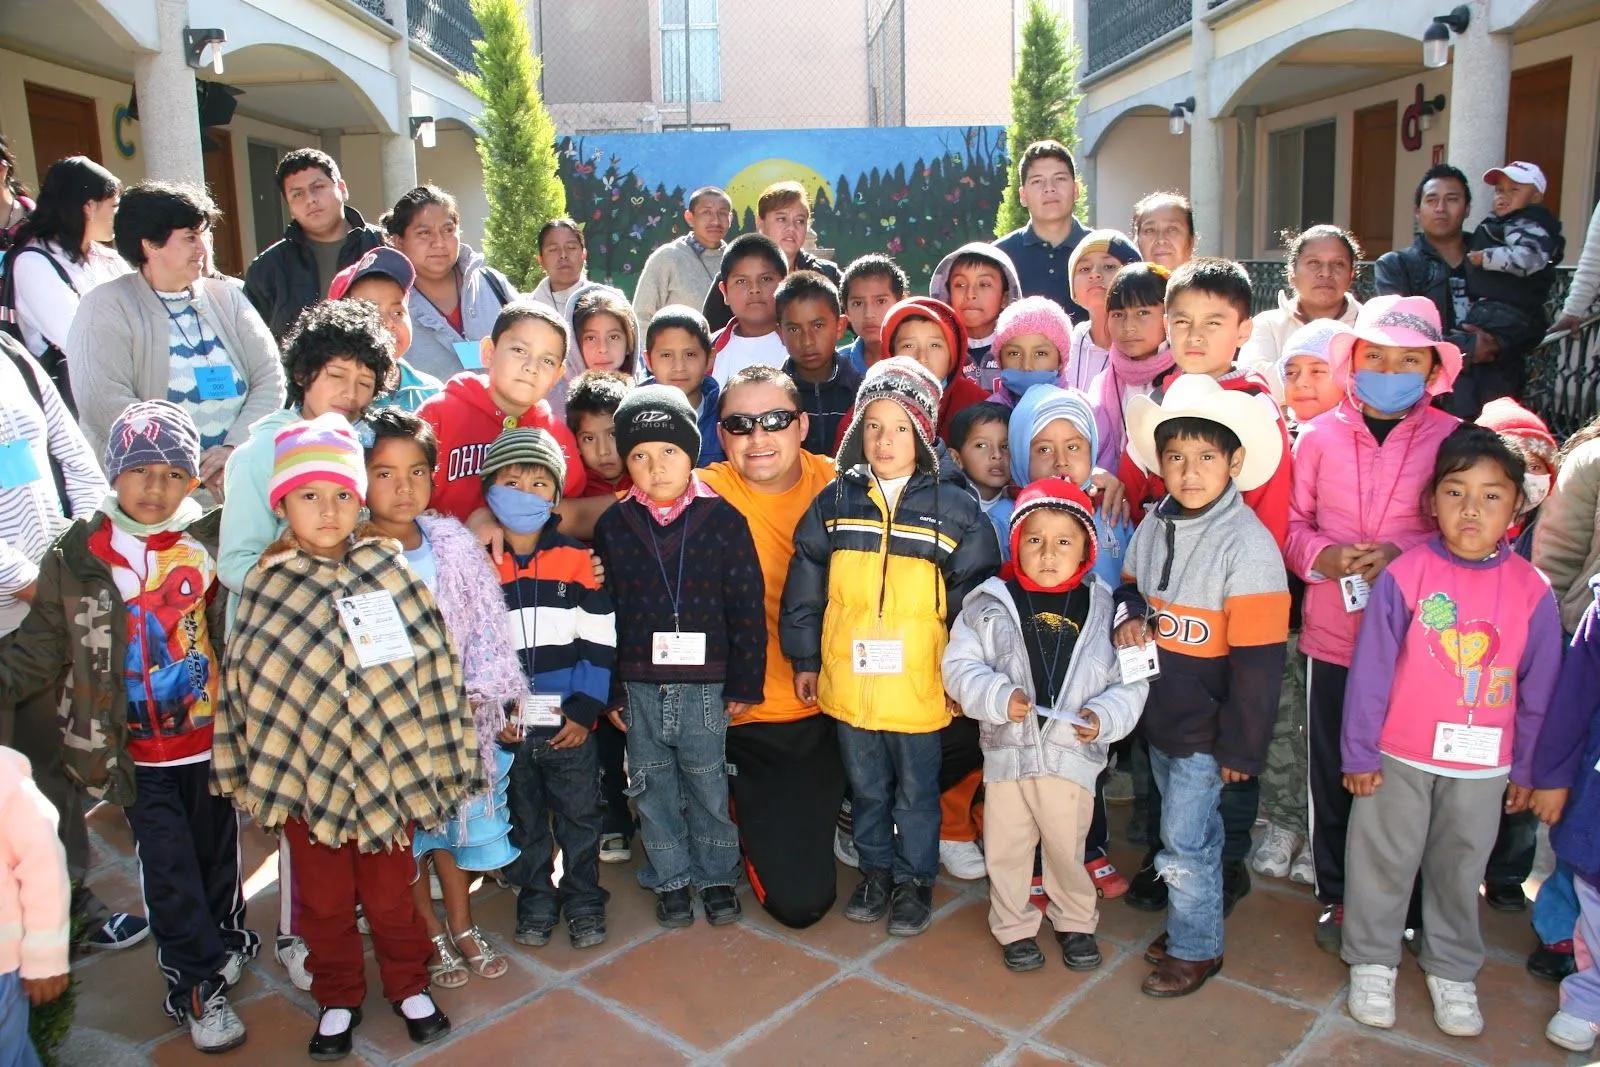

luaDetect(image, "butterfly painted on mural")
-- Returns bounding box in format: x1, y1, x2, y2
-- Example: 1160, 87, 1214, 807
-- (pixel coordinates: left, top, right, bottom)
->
960, 176, 975, 187
599, 245, 609, 255
630, 224, 645, 239
887, 237, 903, 254
631, 196, 645, 206
646, 215, 662, 226
891, 188, 909, 202
880, 216, 896, 227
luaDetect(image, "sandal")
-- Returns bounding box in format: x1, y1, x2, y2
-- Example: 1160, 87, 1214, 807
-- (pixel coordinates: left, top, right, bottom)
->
452, 926, 508, 980
426, 933, 469, 989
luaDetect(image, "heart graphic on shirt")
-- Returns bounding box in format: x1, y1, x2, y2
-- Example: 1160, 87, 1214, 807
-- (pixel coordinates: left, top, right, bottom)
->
1431, 620, 1500, 674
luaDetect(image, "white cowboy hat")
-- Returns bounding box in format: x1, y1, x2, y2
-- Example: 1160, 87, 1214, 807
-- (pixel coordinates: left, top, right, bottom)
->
1126, 373, 1284, 493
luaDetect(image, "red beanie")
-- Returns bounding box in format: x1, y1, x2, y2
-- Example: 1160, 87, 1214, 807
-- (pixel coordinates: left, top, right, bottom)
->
880, 297, 969, 384
1476, 397, 1558, 466
1003, 478, 1098, 592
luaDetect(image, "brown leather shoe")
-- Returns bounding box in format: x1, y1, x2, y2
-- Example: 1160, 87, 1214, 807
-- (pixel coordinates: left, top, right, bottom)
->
1141, 954, 1223, 997
1144, 932, 1168, 965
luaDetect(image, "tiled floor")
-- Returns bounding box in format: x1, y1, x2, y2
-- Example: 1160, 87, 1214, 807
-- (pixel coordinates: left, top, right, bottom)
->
60, 801, 1594, 1067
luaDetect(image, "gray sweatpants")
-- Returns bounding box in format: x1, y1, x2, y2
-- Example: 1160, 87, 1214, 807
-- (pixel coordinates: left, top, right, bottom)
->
1341, 754, 1506, 982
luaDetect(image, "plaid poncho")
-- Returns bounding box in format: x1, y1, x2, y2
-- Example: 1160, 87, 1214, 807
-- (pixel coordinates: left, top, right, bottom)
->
212, 528, 483, 852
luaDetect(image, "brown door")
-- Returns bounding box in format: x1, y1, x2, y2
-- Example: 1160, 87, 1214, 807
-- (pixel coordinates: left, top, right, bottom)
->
202, 129, 244, 278
24, 84, 103, 182
1507, 58, 1571, 221
1350, 102, 1398, 257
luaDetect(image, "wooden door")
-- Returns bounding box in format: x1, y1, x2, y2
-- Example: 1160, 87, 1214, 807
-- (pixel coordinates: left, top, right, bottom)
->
1350, 102, 1398, 257
24, 84, 102, 183
1507, 58, 1571, 221
202, 129, 244, 278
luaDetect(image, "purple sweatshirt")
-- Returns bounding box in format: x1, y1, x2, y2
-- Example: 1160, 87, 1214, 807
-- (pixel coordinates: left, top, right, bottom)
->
1544, 581, 1600, 880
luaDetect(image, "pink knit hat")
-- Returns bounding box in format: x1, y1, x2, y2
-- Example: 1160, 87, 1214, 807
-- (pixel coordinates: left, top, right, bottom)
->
269, 413, 368, 508
994, 296, 1074, 366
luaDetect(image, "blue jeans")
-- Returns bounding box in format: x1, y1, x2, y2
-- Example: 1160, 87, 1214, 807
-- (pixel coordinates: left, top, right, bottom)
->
504, 734, 608, 924
0, 970, 42, 1067
1536, 860, 1581, 946
623, 682, 740, 893
1149, 745, 1225, 961
837, 722, 942, 885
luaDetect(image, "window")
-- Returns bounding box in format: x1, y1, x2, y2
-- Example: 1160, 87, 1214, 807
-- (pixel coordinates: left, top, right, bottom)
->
661, 0, 720, 104
1266, 120, 1336, 246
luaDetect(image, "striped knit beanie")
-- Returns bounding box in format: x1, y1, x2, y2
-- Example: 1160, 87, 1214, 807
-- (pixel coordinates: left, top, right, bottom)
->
105, 399, 201, 482
482, 427, 569, 502
838, 356, 943, 472
269, 413, 368, 508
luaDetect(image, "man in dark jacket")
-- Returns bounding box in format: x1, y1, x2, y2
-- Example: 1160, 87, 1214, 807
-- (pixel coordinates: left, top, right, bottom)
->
244, 149, 386, 341
703, 181, 839, 331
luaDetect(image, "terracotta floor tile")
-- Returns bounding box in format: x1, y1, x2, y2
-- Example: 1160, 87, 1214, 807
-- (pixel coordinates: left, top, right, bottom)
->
85, 799, 135, 858
84, 864, 148, 919
1220, 884, 1346, 1005
1294, 1023, 1477, 1066
147, 992, 360, 1066
1387, 956, 1569, 1065
726, 975, 1007, 1067
1011, 1048, 1088, 1066
1039, 955, 1316, 1066
414, 988, 689, 1064
872, 900, 1111, 1030
1480, 895, 1540, 960
742, 862, 959, 960
583, 922, 837, 1049
71, 943, 182, 1045
471, 871, 667, 973
1093, 896, 1166, 953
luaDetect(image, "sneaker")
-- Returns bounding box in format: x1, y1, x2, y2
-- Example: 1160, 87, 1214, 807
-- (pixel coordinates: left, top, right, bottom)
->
655, 887, 694, 929
1314, 904, 1343, 955
514, 916, 556, 947
567, 914, 607, 950
1002, 937, 1045, 972
1104, 769, 1134, 804
219, 950, 250, 991
1124, 849, 1167, 912
1425, 974, 1483, 1037
844, 869, 892, 923
1085, 856, 1127, 899
182, 980, 247, 1054
598, 834, 631, 864
1221, 860, 1251, 918
275, 934, 313, 992
1249, 824, 1296, 879
356, 904, 369, 935
939, 840, 986, 880
833, 826, 860, 869
84, 912, 150, 951
702, 885, 742, 926
1029, 874, 1048, 913
1346, 964, 1397, 1029
887, 881, 934, 937
1546, 1010, 1600, 1052
1528, 940, 1578, 982
1057, 931, 1102, 971
1289, 845, 1315, 885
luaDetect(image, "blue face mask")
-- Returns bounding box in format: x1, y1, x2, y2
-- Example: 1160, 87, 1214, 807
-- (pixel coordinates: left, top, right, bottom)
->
1000, 368, 1057, 395
486, 484, 554, 535
1352, 370, 1426, 415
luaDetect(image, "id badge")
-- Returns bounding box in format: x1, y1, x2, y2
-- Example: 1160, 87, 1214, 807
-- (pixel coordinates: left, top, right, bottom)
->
1432, 722, 1503, 766
851, 639, 904, 675
452, 340, 481, 369
194, 365, 241, 400
652, 631, 707, 666
335, 591, 415, 668
1340, 574, 1371, 613
0, 439, 42, 489
1117, 642, 1160, 683
518, 693, 564, 728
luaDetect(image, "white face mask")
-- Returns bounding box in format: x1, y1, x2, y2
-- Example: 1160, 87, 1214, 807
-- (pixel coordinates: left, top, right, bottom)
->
1522, 471, 1551, 512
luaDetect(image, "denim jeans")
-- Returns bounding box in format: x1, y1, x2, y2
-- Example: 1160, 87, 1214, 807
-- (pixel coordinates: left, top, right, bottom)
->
623, 682, 740, 893
837, 721, 942, 885
1149, 745, 1225, 961
0, 970, 42, 1067
504, 734, 608, 923
1536, 861, 1581, 946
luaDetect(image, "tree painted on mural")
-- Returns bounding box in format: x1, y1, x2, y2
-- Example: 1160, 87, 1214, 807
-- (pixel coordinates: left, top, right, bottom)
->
558, 138, 688, 296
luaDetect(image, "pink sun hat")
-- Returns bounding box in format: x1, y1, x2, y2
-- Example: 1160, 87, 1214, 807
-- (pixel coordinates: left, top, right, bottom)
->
1326, 294, 1462, 396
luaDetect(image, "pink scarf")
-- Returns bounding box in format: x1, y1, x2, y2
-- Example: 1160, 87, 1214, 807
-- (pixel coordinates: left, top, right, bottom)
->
1091, 342, 1176, 469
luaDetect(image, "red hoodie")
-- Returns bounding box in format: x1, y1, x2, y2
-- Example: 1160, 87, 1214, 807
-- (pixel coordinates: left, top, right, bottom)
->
1117, 367, 1292, 550
418, 371, 586, 521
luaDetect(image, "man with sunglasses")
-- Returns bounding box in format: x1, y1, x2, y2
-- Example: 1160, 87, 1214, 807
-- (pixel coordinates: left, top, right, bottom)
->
699, 366, 846, 929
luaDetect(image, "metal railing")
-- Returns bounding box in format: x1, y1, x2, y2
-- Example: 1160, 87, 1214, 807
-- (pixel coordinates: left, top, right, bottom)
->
347, 0, 389, 20
1086, 0, 1190, 73
408, 0, 481, 72
1525, 310, 1600, 438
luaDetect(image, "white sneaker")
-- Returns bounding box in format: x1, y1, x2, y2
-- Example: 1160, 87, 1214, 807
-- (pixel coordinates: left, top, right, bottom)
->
1249, 824, 1297, 879
186, 986, 247, 1053
833, 826, 860, 869
1289, 844, 1315, 885
1547, 1010, 1600, 1052
599, 833, 632, 864
275, 935, 313, 992
1346, 964, 1397, 1028
1425, 974, 1483, 1037
939, 839, 986, 880
219, 950, 250, 991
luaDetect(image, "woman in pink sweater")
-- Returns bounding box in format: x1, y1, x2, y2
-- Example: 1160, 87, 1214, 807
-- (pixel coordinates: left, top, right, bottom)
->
1285, 294, 1462, 954
0, 746, 71, 1066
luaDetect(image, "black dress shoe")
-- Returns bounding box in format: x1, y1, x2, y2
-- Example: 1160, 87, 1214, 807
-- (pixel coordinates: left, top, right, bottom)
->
1221, 860, 1251, 918
844, 869, 893, 923
1484, 881, 1528, 912
702, 885, 742, 926
1002, 937, 1045, 972
392, 997, 450, 1045
308, 1006, 362, 1061
1124, 848, 1168, 912
1057, 931, 1102, 971
656, 887, 694, 928
886, 881, 934, 937
1529, 940, 1578, 982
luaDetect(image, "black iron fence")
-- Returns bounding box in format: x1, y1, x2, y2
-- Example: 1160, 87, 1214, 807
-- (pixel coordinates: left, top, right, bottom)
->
408, 0, 481, 72
1086, 0, 1190, 74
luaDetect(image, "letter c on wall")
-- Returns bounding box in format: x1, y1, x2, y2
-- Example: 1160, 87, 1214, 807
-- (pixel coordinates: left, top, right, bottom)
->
113, 105, 135, 159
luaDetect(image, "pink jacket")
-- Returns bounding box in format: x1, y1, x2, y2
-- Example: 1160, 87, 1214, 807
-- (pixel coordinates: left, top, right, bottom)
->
1286, 396, 1460, 665
0, 747, 70, 980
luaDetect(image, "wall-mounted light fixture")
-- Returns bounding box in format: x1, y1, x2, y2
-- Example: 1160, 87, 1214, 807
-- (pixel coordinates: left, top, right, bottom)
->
410, 115, 437, 149
184, 27, 227, 75
1168, 96, 1195, 136
1423, 6, 1470, 69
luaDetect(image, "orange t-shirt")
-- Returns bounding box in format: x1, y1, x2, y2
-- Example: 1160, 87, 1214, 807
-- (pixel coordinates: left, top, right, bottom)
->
700, 451, 837, 726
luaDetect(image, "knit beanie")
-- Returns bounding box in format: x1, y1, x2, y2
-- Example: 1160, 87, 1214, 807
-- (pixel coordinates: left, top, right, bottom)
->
1277, 318, 1351, 385
837, 356, 943, 472
104, 399, 202, 482
1006, 477, 1098, 592
482, 428, 569, 502
268, 413, 368, 508
879, 297, 969, 383
994, 296, 1074, 365
1066, 229, 1142, 284
1477, 397, 1558, 468
613, 383, 701, 462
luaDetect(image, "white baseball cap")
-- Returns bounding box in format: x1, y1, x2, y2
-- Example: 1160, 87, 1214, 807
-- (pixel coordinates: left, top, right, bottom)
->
1483, 161, 1547, 194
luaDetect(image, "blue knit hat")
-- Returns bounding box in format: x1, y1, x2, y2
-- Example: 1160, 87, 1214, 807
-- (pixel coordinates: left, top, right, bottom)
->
105, 400, 202, 482
1008, 385, 1099, 491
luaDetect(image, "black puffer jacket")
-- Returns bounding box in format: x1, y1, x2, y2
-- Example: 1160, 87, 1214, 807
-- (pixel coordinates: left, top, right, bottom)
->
243, 206, 386, 341
1373, 233, 1481, 357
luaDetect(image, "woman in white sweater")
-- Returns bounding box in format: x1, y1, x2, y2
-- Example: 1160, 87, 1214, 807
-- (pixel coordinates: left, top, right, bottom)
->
1554, 201, 1600, 334
1238, 224, 1363, 399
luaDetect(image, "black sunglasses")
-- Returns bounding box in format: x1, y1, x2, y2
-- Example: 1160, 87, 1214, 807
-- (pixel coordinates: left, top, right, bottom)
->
718, 408, 802, 435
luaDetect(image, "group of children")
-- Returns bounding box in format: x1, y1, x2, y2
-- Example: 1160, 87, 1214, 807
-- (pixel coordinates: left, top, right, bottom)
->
2, 141, 1597, 1063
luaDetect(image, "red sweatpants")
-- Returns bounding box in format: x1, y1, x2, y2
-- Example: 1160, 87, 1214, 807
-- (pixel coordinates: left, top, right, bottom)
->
282, 819, 431, 1008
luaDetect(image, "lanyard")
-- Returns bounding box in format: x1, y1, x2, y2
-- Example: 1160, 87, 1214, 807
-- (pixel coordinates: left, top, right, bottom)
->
1351, 412, 1413, 542
648, 522, 689, 632
511, 552, 540, 689
1022, 588, 1080, 702
163, 294, 206, 354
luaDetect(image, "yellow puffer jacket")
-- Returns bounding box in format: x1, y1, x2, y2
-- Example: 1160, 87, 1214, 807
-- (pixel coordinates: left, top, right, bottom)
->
780, 454, 1001, 733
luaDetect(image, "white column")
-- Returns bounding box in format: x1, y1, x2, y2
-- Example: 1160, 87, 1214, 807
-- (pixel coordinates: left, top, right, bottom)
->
132, 0, 204, 183
1233, 105, 1259, 259
1078, 152, 1098, 227
319, 130, 343, 169
1188, 0, 1222, 255
380, 0, 418, 205
1445, 0, 1512, 229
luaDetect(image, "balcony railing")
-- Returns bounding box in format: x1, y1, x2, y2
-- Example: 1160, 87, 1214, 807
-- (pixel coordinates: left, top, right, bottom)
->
348, 0, 388, 19
408, 0, 481, 72
1086, 0, 1190, 74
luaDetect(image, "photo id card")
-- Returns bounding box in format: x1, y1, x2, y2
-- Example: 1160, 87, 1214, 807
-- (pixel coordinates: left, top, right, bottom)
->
1117, 642, 1160, 683
652, 631, 707, 666
335, 591, 415, 669
193, 365, 241, 400
1340, 573, 1371, 613
518, 693, 564, 728
851, 639, 904, 675
1432, 722, 1503, 767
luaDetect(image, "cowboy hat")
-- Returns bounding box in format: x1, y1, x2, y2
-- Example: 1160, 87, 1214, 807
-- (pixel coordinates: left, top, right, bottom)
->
1326, 294, 1462, 396
1126, 373, 1284, 492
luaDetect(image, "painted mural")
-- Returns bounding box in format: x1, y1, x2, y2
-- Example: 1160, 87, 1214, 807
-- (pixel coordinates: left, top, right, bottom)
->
557, 125, 1010, 299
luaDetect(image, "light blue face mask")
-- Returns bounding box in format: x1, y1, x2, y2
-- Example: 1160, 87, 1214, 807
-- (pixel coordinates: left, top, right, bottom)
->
1000, 368, 1058, 396
1352, 370, 1426, 415
486, 484, 554, 535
